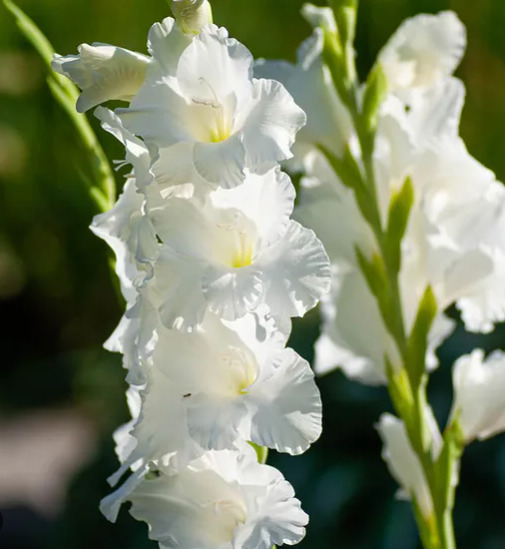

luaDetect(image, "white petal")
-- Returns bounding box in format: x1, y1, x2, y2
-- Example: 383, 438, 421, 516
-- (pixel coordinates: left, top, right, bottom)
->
90, 178, 157, 300
233, 477, 307, 549
245, 348, 322, 455
148, 315, 252, 450
193, 134, 246, 187
94, 106, 153, 187
452, 349, 505, 442
153, 249, 208, 331
202, 264, 264, 320
176, 24, 253, 106
407, 77, 465, 146
259, 221, 331, 318
378, 11, 466, 92
130, 376, 203, 472
314, 264, 401, 383
241, 78, 306, 169
100, 466, 148, 522
52, 44, 149, 112
153, 142, 204, 190
118, 82, 194, 147
377, 414, 433, 518
255, 29, 351, 157
147, 17, 191, 74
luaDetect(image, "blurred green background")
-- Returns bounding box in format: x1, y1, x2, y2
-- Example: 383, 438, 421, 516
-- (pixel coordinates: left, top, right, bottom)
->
1, 0, 505, 547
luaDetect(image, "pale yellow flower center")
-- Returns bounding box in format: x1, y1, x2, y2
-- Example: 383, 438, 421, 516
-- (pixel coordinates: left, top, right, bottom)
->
216, 210, 257, 269
219, 348, 257, 396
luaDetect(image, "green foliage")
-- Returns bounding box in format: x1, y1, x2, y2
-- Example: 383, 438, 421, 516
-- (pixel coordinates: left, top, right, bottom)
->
3, 0, 115, 212
404, 286, 437, 388
362, 62, 388, 135
384, 176, 414, 275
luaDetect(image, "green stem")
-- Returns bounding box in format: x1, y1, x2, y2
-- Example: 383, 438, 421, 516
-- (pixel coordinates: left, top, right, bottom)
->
323, 4, 461, 547
4, 0, 116, 212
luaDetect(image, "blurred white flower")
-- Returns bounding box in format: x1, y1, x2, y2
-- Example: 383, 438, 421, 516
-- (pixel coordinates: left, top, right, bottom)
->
377, 413, 441, 518
451, 349, 505, 442
298, 64, 505, 382
378, 11, 466, 97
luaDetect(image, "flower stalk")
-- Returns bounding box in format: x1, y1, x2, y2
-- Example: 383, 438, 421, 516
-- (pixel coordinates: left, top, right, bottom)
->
323, 2, 462, 547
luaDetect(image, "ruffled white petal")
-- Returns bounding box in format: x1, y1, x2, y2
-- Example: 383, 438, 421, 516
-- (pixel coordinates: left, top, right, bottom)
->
245, 348, 322, 455
90, 178, 158, 302
202, 265, 264, 320
259, 221, 331, 318
240, 78, 307, 168
147, 17, 191, 74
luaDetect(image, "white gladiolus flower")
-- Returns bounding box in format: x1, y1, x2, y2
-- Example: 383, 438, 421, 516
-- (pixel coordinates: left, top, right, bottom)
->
142, 167, 330, 329
101, 444, 308, 549
119, 24, 306, 189
378, 11, 466, 96
126, 312, 321, 461
52, 45, 150, 113
451, 349, 505, 442
377, 413, 441, 519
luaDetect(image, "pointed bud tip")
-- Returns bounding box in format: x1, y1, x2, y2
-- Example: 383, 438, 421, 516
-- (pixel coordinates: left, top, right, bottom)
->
168, 0, 213, 34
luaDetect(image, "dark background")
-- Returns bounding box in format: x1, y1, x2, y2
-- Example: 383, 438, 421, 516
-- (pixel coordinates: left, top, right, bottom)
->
1, 0, 505, 547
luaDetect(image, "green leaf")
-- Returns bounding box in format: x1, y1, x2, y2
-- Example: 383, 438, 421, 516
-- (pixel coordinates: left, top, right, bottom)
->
317, 143, 384, 230
384, 176, 414, 274
317, 143, 361, 189
385, 357, 414, 420
4, 0, 116, 212
4, 0, 56, 66
362, 63, 388, 135
404, 286, 437, 388
248, 442, 269, 465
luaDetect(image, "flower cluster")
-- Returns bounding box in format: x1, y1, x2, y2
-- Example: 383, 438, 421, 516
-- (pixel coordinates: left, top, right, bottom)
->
53, 9, 330, 548
258, 3, 505, 530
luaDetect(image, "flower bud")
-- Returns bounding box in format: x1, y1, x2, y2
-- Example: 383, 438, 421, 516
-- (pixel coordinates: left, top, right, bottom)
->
169, 0, 213, 34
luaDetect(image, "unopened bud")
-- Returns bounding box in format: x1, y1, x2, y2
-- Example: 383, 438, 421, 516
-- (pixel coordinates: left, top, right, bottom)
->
169, 0, 213, 34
